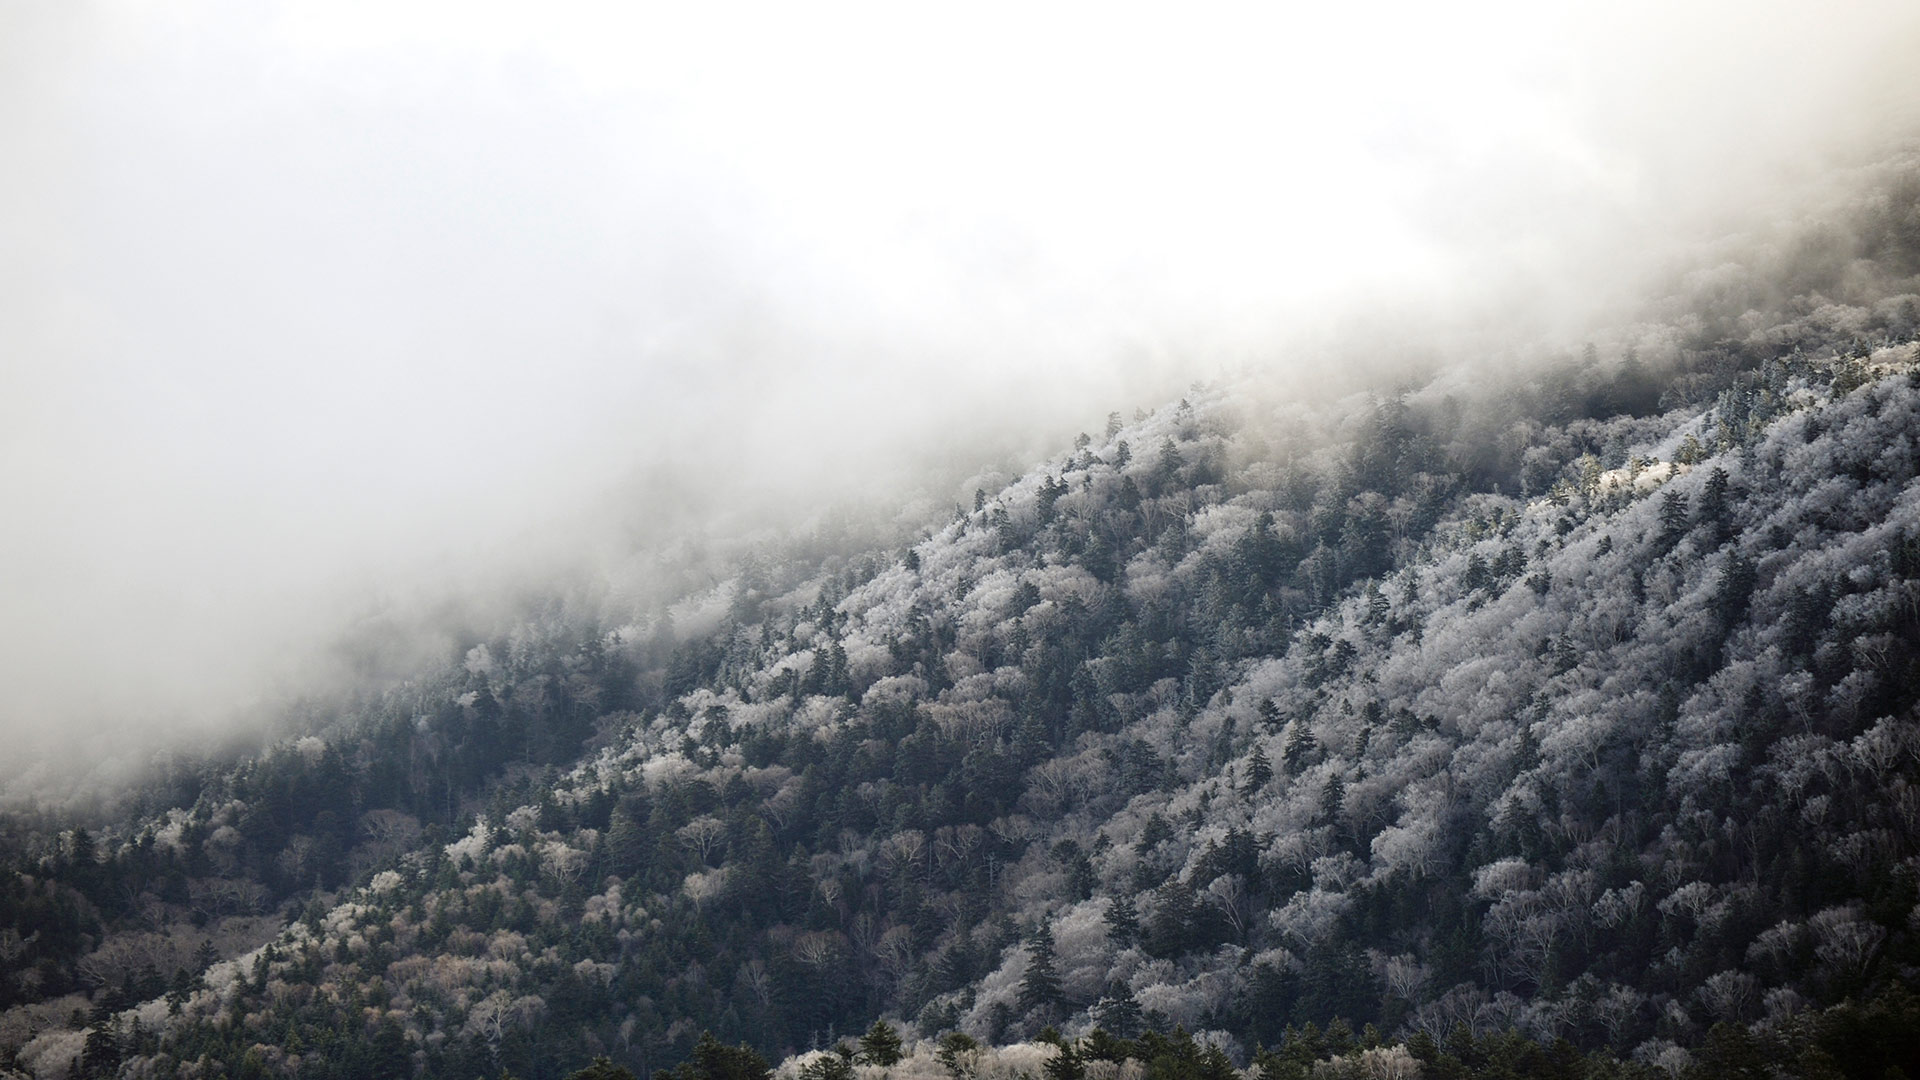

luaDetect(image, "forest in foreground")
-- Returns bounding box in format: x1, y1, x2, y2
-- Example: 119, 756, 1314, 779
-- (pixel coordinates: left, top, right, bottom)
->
4, 155, 1920, 1080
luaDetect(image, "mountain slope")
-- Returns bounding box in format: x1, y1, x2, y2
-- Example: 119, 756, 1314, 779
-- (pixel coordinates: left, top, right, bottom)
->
5, 161, 1920, 1080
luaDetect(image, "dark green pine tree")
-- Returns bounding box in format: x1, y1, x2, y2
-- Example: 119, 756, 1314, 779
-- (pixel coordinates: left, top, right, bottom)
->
858, 1019, 904, 1067
82, 1020, 121, 1079
1142, 879, 1201, 957
1154, 438, 1184, 493
1105, 896, 1139, 947
1697, 466, 1731, 540
1657, 488, 1691, 551
1319, 772, 1346, 825
1281, 723, 1314, 775
825, 641, 851, 697
1092, 980, 1144, 1038
1715, 552, 1757, 627
604, 807, 652, 879
1241, 745, 1273, 794
936, 1032, 981, 1078
68, 826, 97, 867
799, 1055, 855, 1080
566, 1058, 640, 1080
1018, 924, 1065, 1020
1138, 813, 1175, 851
670, 1033, 772, 1080
1041, 1033, 1084, 1080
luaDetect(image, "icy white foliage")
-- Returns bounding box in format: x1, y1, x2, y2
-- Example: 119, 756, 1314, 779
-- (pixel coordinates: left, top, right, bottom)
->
1631, 1039, 1693, 1075
17, 1028, 84, 1080
1051, 901, 1114, 1002
1471, 857, 1535, 900
683, 867, 731, 907
1269, 888, 1352, 948
445, 817, 493, 863
641, 751, 700, 791
1310, 1045, 1421, 1079
1132, 965, 1236, 1032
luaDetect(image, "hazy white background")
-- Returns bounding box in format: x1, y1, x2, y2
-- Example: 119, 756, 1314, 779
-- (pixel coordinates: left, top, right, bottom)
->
3, 0, 1918, 779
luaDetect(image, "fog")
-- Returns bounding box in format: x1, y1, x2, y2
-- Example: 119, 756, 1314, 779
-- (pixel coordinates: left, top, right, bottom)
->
3, 0, 1918, 785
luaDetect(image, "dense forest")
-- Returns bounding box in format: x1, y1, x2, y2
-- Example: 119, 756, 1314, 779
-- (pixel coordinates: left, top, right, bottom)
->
3, 157, 1920, 1080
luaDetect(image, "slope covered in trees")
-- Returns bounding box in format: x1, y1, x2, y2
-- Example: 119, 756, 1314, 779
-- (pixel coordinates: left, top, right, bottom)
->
4, 157, 1920, 1080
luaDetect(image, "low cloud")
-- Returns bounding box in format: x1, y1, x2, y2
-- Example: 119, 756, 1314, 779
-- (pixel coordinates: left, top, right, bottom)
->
3, 0, 1918, 786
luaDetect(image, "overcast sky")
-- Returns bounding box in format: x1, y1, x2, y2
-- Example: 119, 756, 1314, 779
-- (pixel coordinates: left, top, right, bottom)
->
3, 0, 1918, 783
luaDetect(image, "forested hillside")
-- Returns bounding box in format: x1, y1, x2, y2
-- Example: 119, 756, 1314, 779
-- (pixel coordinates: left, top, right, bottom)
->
4, 159, 1920, 1080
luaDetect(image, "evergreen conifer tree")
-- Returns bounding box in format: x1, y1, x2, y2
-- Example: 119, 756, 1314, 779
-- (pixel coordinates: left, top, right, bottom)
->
1018, 924, 1064, 1018
568, 1059, 640, 1080
858, 1020, 904, 1066
1241, 745, 1273, 793
1092, 980, 1144, 1038
1105, 896, 1139, 947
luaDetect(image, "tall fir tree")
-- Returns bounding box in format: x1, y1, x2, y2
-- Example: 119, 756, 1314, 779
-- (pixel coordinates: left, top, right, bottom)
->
1241, 745, 1273, 793
1018, 924, 1064, 1019
1105, 896, 1139, 947
858, 1020, 904, 1067
1092, 981, 1144, 1039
